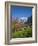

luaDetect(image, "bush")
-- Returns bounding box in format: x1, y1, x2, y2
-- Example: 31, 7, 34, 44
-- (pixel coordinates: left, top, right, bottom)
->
12, 27, 32, 38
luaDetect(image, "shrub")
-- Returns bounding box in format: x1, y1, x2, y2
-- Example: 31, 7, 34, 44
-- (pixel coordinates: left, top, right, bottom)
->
12, 27, 32, 38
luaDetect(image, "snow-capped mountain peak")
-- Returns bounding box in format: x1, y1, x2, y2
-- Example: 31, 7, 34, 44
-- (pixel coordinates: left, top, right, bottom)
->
18, 17, 28, 23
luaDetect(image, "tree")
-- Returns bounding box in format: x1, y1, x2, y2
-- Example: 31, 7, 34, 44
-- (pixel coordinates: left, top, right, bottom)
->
27, 16, 32, 24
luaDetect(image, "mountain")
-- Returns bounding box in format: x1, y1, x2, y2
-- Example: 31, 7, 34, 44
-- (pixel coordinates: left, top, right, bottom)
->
18, 17, 28, 23
12, 16, 28, 23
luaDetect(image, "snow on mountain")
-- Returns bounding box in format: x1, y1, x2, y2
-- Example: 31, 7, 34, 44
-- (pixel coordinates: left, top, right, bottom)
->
12, 16, 28, 23
18, 17, 28, 23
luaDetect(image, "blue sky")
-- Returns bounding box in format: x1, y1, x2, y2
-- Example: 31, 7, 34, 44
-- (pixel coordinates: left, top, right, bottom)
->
11, 5, 32, 19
